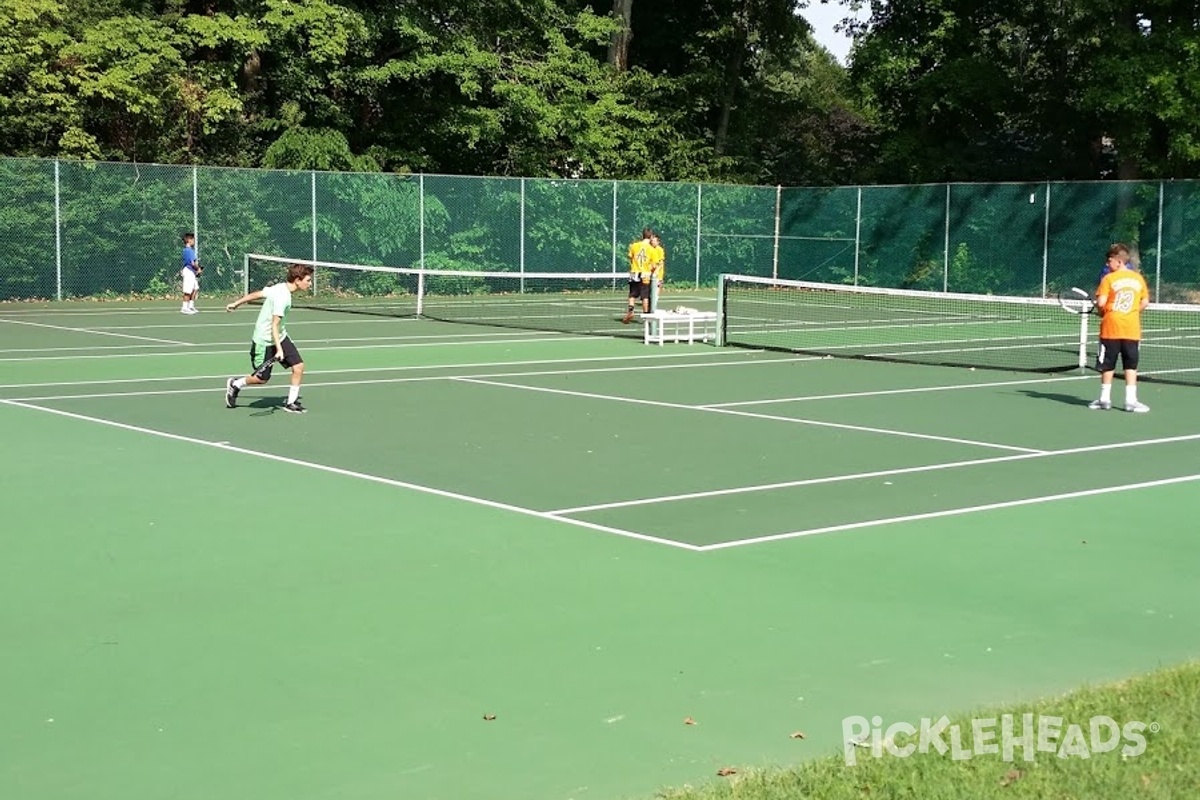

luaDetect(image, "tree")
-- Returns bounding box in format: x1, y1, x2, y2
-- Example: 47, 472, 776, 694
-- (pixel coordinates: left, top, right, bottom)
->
608, 0, 633, 70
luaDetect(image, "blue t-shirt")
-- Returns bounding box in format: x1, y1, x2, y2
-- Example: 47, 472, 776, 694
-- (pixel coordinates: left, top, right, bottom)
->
182, 245, 198, 272
1096, 261, 1133, 289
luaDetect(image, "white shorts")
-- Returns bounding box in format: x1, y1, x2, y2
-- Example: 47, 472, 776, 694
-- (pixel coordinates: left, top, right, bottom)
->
181, 268, 199, 294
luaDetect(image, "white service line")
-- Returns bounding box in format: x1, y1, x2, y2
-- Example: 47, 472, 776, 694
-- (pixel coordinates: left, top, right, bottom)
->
0, 349, 772, 393
452, 376, 1044, 454
0, 316, 191, 346
696, 473, 1200, 551
0, 329, 573, 355
547, 431, 1200, 514
0, 399, 701, 552
0, 334, 598, 362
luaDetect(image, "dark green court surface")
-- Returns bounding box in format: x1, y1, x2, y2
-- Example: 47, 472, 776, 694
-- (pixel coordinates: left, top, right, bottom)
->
3, 299, 1198, 800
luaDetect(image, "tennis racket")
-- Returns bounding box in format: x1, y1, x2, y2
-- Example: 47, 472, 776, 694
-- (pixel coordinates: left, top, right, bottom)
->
1057, 287, 1096, 315
251, 354, 279, 381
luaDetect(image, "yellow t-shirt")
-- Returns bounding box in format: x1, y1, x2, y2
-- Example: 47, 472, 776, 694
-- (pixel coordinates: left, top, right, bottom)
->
628, 239, 652, 280
645, 244, 665, 282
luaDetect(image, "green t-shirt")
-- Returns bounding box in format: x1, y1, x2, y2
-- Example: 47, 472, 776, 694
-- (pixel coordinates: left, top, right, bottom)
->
253, 282, 292, 348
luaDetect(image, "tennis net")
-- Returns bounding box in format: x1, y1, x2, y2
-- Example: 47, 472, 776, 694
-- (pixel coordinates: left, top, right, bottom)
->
245, 253, 640, 338
717, 273, 1200, 386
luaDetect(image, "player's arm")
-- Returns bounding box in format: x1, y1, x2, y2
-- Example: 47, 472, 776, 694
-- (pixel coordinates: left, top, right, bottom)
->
225, 289, 265, 311
271, 315, 285, 360
1094, 275, 1111, 314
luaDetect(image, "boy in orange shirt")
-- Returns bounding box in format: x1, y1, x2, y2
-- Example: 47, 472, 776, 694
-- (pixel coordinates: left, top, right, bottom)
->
1089, 243, 1151, 412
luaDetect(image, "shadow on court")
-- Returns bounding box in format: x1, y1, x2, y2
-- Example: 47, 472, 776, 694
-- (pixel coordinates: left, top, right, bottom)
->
1016, 388, 1093, 407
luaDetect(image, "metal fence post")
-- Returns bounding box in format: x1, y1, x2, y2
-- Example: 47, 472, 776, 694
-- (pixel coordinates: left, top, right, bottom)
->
520, 177, 527, 292
192, 165, 199, 254
610, 179, 617, 289
1042, 182, 1051, 297
772, 185, 782, 281
943, 183, 951, 292
1155, 181, 1164, 301
694, 183, 702, 288
54, 159, 62, 301
311, 171, 318, 293
853, 186, 862, 286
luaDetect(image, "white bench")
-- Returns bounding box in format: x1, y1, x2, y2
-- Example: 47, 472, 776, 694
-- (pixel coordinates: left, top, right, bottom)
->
642, 310, 719, 345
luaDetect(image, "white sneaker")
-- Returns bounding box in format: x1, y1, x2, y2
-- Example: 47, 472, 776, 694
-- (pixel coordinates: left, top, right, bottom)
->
1088, 399, 1111, 410
1125, 401, 1150, 413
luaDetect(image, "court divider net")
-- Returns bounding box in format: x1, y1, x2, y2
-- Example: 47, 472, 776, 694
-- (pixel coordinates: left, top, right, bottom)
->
717, 273, 1200, 386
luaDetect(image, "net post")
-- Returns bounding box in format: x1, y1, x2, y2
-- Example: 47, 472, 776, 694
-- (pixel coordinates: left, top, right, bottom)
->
650, 277, 660, 313
1077, 310, 1088, 370
714, 273, 726, 346
242, 253, 249, 295
416, 269, 426, 317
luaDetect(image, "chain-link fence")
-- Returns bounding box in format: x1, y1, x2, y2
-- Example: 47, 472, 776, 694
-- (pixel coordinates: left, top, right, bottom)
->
2, 157, 1198, 302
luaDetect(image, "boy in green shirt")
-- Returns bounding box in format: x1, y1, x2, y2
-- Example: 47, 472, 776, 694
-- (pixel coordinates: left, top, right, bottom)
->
223, 262, 314, 413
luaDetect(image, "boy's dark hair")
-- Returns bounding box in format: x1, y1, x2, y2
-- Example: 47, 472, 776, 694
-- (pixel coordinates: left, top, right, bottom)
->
641, 227, 654, 239
182, 232, 195, 242
287, 262, 315, 283
1107, 242, 1130, 259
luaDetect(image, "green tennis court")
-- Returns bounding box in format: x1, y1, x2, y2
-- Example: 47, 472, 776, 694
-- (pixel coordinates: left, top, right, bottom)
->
2, 290, 1199, 800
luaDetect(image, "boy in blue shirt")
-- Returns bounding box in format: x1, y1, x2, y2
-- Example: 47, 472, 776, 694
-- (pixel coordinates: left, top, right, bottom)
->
180, 232, 200, 314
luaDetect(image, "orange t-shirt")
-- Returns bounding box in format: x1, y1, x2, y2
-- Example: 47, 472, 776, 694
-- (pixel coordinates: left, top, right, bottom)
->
1096, 268, 1149, 341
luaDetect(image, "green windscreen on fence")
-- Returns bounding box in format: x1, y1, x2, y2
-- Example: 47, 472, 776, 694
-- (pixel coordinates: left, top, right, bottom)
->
2, 159, 1200, 310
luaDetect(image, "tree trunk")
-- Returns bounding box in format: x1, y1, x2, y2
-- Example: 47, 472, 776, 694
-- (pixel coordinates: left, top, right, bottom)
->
608, 0, 633, 71
715, 44, 746, 156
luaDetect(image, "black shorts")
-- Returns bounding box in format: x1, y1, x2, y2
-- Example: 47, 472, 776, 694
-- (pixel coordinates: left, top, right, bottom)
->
1096, 338, 1140, 372
250, 337, 302, 380
628, 280, 650, 300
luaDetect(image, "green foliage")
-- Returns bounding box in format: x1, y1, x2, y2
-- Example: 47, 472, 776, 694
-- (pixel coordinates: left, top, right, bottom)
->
262, 126, 379, 171
3, 1, 1198, 190
851, 0, 1200, 181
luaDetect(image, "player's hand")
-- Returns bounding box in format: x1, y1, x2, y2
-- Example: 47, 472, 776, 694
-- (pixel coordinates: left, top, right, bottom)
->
275, 348, 284, 362
225, 302, 237, 312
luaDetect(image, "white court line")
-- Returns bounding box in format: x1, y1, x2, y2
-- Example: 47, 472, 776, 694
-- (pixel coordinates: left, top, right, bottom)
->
0, 334, 599, 363
0, 349, 775, 393
0, 328, 583, 355
548, 431, 1200, 514
68, 318, 427, 330
0, 399, 700, 552
703, 373, 1093, 407
0, 316, 191, 346
452, 376, 1044, 454
697, 473, 1200, 551
0, 294, 717, 317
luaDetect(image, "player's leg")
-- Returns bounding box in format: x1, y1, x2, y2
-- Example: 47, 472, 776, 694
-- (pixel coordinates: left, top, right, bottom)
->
1120, 340, 1148, 412
623, 281, 638, 323
226, 344, 272, 408
180, 269, 192, 313
640, 280, 651, 313
1089, 339, 1118, 409
278, 338, 307, 413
